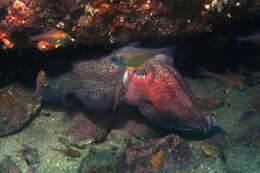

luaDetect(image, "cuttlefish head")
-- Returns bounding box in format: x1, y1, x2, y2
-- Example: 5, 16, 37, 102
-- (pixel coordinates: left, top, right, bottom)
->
109, 54, 125, 67
35, 71, 64, 103
127, 68, 154, 85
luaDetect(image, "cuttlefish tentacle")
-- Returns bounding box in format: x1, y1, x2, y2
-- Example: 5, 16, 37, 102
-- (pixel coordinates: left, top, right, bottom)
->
113, 66, 148, 111
112, 69, 128, 111
113, 83, 123, 111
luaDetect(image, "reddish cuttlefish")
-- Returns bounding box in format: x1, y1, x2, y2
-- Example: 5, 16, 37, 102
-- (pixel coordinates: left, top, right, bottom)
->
122, 54, 217, 133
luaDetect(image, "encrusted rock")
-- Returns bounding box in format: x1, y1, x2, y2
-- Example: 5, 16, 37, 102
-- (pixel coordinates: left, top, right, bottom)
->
0, 85, 42, 136
0, 156, 22, 173
78, 149, 121, 173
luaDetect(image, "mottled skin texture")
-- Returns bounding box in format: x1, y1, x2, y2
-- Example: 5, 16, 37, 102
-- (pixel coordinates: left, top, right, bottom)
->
38, 57, 126, 111
123, 54, 213, 132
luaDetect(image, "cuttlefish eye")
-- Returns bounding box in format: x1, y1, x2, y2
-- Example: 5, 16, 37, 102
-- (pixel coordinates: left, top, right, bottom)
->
110, 55, 118, 62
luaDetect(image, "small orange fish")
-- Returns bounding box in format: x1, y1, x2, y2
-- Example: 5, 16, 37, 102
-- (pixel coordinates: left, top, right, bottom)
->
2, 38, 14, 49
151, 151, 164, 168
199, 69, 246, 91
200, 142, 220, 158
30, 29, 70, 42
0, 32, 8, 40
30, 29, 72, 51
36, 40, 53, 51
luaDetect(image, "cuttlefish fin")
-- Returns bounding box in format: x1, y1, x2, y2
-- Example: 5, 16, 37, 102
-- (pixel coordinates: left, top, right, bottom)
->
113, 84, 123, 111
127, 41, 141, 48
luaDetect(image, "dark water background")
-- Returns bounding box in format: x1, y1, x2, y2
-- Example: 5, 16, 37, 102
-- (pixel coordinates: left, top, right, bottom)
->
1, 19, 260, 90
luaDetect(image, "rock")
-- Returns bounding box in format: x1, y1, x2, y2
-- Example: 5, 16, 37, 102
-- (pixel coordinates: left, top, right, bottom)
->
113, 105, 164, 139
200, 142, 220, 158
78, 149, 121, 173
63, 111, 115, 142
113, 134, 224, 173
112, 132, 193, 172
18, 146, 40, 168
239, 127, 260, 148
63, 112, 99, 142
0, 85, 42, 136
161, 140, 198, 171
0, 156, 22, 173
77, 128, 227, 173
188, 140, 227, 173
236, 110, 260, 148
225, 146, 260, 173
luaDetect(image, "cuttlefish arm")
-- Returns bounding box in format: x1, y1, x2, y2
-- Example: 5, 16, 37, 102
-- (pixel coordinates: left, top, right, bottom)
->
112, 66, 147, 111
113, 83, 123, 111
35, 70, 47, 96
138, 102, 211, 132
113, 69, 129, 111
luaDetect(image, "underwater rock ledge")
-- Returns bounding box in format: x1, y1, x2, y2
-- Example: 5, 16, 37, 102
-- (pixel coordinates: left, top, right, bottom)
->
0, 0, 259, 50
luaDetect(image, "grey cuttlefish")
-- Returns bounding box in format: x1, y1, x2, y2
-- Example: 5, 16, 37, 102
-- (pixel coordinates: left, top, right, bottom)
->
35, 56, 126, 111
